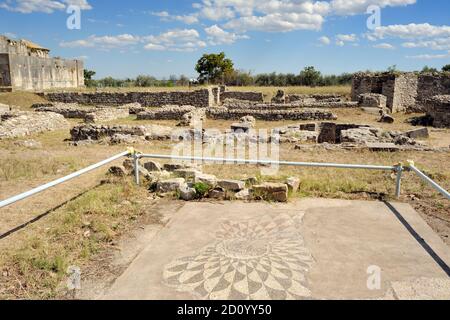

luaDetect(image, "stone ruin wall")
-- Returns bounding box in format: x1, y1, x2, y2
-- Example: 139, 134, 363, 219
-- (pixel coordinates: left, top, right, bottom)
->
352, 72, 450, 113
220, 91, 264, 103
39, 89, 214, 108
206, 108, 337, 121
0, 111, 69, 139
427, 95, 450, 128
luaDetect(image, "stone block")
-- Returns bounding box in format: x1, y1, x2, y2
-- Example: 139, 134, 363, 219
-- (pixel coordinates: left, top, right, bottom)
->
157, 178, 186, 193
253, 183, 288, 202
217, 180, 246, 192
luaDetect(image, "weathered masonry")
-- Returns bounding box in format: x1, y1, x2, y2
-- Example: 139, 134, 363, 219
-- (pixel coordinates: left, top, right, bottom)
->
0, 35, 84, 91
39, 89, 215, 108
352, 72, 450, 113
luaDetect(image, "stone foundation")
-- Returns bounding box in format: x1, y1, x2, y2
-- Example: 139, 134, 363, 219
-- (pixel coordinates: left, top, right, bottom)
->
220, 91, 264, 103
39, 89, 214, 108
0, 111, 69, 139
206, 108, 338, 121
33, 103, 130, 123
136, 105, 196, 120
224, 100, 358, 110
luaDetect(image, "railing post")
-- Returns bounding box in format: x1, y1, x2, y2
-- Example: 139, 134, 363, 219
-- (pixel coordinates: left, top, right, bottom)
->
395, 164, 403, 199
133, 153, 140, 185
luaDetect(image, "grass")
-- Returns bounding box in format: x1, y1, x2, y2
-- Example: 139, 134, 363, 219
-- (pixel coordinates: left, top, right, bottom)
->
0, 92, 47, 111
0, 177, 158, 299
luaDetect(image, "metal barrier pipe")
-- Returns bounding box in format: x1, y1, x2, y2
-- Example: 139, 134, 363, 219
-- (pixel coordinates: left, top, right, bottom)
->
138, 154, 397, 171
395, 164, 403, 199
0, 151, 131, 209
408, 163, 450, 200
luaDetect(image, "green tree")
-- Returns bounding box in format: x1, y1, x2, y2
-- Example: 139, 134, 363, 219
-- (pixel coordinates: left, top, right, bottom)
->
421, 66, 438, 73
195, 52, 234, 84
299, 66, 321, 86
83, 69, 96, 87
442, 64, 450, 72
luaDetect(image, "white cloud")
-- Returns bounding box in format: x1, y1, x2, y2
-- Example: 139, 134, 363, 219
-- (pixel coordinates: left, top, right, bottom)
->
224, 12, 325, 32
372, 23, 450, 39
143, 29, 207, 52
331, 0, 416, 15
60, 34, 140, 49
373, 43, 395, 49
402, 38, 450, 51
336, 33, 358, 42
205, 24, 249, 45
0, 0, 91, 13
406, 51, 450, 59
152, 11, 199, 24
318, 36, 330, 45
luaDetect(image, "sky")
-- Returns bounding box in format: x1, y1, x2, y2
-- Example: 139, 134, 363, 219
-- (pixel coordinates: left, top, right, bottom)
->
1, 0, 449, 79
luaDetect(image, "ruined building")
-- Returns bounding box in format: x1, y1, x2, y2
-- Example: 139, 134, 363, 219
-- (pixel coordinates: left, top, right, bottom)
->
352, 72, 450, 113
0, 35, 84, 91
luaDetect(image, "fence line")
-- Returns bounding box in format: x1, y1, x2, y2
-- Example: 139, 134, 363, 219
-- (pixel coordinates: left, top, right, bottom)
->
0, 150, 448, 209
0, 150, 130, 209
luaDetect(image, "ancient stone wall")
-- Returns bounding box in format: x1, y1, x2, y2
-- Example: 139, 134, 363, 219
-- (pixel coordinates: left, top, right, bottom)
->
33, 103, 130, 123
206, 108, 337, 121
0, 111, 69, 139
40, 89, 213, 108
224, 100, 358, 110
392, 73, 418, 112
426, 95, 450, 128
352, 72, 450, 113
136, 105, 196, 120
417, 74, 450, 109
220, 91, 264, 103
5, 54, 84, 91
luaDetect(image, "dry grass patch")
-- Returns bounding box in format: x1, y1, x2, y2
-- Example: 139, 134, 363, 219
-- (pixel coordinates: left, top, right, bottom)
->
0, 177, 158, 299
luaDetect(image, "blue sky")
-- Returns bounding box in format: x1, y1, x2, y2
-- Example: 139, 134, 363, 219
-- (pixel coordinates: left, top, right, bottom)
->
1, 0, 449, 79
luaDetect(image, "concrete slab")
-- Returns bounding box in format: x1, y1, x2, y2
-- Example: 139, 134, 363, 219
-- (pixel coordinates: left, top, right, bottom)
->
101, 199, 450, 300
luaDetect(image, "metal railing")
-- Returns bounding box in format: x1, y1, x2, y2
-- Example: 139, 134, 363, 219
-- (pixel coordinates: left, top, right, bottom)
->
0, 150, 130, 209
0, 149, 448, 210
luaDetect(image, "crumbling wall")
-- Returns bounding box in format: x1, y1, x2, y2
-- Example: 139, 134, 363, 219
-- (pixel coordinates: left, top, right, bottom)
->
136, 105, 196, 120
206, 108, 337, 121
426, 95, 450, 128
40, 89, 213, 108
352, 72, 450, 113
417, 74, 450, 109
392, 73, 418, 112
0, 111, 69, 139
220, 91, 264, 103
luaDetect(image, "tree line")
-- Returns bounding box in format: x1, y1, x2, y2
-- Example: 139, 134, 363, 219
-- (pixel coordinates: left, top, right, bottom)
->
84, 52, 450, 88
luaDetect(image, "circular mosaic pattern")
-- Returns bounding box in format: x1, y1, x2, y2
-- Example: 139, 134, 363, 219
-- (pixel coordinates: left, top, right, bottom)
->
163, 213, 314, 300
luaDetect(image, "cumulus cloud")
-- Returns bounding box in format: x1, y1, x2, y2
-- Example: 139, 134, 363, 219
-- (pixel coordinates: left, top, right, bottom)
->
373, 43, 395, 49
335, 33, 358, 46
143, 29, 207, 52
402, 38, 450, 51
331, 0, 416, 15
0, 0, 91, 13
406, 52, 450, 60
204, 24, 249, 45
318, 36, 331, 45
152, 11, 199, 24
372, 23, 450, 39
60, 34, 140, 49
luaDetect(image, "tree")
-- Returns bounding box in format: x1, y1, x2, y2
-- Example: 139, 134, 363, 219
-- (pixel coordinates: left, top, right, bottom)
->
421, 66, 438, 73
442, 64, 450, 72
83, 69, 96, 87
299, 66, 321, 86
195, 52, 234, 84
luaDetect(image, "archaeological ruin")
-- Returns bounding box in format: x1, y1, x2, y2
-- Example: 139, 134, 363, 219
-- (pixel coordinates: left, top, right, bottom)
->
352, 72, 450, 113
0, 35, 84, 91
